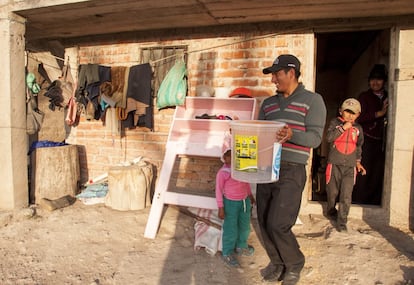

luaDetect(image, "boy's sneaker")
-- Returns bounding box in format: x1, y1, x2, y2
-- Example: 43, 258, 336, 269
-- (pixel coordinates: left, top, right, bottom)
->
337, 224, 348, 232
236, 245, 255, 256
222, 254, 240, 267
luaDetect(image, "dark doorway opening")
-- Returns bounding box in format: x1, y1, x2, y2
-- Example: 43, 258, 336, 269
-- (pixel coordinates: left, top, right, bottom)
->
312, 29, 390, 205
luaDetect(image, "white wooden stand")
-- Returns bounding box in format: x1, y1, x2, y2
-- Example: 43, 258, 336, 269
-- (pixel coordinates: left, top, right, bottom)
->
144, 97, 257, 239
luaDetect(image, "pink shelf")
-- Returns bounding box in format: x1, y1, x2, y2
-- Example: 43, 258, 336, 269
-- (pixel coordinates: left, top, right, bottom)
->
174, 97, 256, 120
168, 97, 257, 156
169, 120, 231, 142
144, 96, 257, 239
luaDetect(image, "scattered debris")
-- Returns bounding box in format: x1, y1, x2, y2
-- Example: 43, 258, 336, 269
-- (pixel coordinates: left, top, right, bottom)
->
39, 195, 77, 211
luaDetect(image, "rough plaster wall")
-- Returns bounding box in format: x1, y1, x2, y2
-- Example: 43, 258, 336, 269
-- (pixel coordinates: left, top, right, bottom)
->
389, 29, 414, 229
0, 14, 28, 209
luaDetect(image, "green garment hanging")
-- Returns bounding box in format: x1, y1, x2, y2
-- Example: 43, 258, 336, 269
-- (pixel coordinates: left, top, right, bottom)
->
156, 60, 187, 109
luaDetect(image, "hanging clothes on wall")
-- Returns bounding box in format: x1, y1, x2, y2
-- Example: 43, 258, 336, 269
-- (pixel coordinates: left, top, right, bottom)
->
122, 63, 153, 130
99, 81, 116, 125
77, 64, 99, 103
126, 63, 152, 105
60, 62, 77, 106
156, 59, 187, 109
37, 63, 52, 87
110, 66, 129, 109
76, 64, 111, 120
76, 63, 99, 111
104, 107, 120, 137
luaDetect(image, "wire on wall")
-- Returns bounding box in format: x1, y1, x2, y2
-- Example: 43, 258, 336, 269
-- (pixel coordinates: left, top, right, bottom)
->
27, 52, 78, 72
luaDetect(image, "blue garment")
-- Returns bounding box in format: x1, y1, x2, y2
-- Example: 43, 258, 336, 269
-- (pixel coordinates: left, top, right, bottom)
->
76, 183, 108, 198
28, 140, 67, 155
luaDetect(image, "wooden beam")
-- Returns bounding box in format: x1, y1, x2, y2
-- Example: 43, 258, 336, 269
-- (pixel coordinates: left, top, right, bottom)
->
46, 15, 413, 49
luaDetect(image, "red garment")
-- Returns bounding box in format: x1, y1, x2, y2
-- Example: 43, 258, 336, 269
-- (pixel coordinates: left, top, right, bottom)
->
325, 117, 364, 167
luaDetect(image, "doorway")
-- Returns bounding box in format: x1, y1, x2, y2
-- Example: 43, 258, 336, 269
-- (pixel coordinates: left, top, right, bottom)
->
312, 29, 390, 205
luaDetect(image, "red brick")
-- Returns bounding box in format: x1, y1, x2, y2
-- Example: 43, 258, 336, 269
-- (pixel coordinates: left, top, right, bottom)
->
218, 70, 246, 78
220, 51, 247, 59
231, 79, 259, 86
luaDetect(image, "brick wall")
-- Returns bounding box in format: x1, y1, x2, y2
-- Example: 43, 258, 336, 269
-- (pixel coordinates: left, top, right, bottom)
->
65, 34, 310, 193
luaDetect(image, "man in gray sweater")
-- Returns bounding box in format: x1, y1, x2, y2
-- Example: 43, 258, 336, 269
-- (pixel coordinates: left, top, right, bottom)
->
257, 54, 327, 285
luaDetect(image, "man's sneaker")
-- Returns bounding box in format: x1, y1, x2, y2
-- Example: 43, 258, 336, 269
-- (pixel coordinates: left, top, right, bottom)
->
261, 264, 285, 282
281, 271, 301, 285
221, 254, 240, 267
260, 262, 276, 277
235, 245, 255, 256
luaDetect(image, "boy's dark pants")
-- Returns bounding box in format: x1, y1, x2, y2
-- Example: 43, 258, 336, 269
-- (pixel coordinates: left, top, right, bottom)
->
326, 164, 355, 226
256, 163, 306, 273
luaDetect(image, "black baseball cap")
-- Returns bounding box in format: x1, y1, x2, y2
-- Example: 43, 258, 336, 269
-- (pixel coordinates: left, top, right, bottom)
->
368, 64, 387, 81
263, 54, 301, 74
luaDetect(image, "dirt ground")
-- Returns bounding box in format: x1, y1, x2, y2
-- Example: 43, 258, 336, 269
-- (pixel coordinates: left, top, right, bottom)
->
0, 201, 413, 285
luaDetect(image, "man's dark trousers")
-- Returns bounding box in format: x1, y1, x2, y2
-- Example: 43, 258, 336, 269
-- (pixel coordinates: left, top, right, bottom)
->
256, 162, 306, 273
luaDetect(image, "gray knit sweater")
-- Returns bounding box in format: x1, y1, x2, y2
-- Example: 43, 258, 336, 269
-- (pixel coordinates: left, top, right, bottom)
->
258, 84, 327, 165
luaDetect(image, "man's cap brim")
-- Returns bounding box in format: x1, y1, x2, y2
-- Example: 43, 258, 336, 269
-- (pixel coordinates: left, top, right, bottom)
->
263, 65, 283, 74
343, 109, 356, 114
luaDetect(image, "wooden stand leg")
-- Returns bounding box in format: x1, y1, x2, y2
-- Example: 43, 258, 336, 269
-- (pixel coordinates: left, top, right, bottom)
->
144, 149, 176, 239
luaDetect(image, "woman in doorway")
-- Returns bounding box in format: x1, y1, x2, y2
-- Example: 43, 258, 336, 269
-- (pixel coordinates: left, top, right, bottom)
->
353, 64, 388, 205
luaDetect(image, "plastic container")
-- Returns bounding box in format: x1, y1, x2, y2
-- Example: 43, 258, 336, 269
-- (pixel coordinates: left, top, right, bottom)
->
196, 85, 214, 97
229, 120, 286, 183
214, 87, 231, 98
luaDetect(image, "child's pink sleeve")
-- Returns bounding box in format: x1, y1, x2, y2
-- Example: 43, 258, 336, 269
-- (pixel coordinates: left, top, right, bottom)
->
215, 170, 225, 208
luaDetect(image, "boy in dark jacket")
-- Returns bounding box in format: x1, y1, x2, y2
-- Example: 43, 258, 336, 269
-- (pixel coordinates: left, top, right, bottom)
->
326, 98, 366, 232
